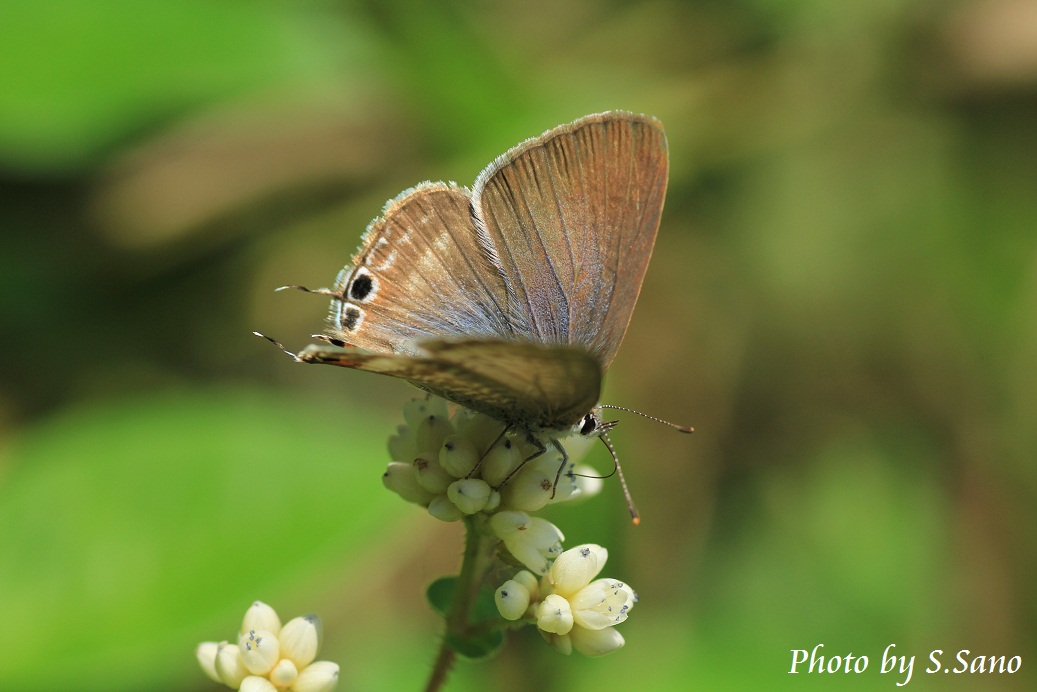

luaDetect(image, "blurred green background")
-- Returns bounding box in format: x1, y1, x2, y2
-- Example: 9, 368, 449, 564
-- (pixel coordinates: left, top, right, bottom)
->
1, 1, 1034, 690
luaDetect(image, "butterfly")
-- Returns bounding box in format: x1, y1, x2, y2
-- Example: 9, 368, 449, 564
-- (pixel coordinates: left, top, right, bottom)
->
260, 112, 684, 514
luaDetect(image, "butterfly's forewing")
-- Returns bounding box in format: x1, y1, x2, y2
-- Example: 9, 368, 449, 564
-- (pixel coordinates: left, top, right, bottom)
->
298, 339, 601, 429
472, 112, 668, 370
326, 182, 515, 354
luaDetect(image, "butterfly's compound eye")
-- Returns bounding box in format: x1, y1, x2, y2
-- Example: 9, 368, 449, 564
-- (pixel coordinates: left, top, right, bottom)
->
580, 413, 598, 436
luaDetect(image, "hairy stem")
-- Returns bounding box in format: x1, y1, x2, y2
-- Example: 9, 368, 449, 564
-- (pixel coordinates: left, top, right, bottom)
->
425, 516, 490, 692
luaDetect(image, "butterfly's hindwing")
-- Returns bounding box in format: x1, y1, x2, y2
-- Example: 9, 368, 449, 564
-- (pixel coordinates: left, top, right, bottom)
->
299, 339, 601, 430
327, 183, 515, 354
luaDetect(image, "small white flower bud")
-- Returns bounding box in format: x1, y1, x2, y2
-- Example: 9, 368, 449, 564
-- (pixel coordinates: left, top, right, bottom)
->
479, 436, 522, 486
242, 601, 282, 636
279, 614, 321, 668
539, 629, 573, 655
571, 464, 604, 500
383, 462, 435, 505
489, 512, 564, 574
240, 675, 279, 692
292, 660, 340, 692
525, 451, 578, 502
388, 425, 417, 462
571, 586, 611, 629
447, 478, 491, 514
413, 454, 454, 494
427, 494, 464, 522
550, 544, 607, 597
269, 658, 299, 687
402, 397, 442, 427
484, 489, 501, 512
438, 434, 479, 477
500, 468, 553, 512
488, 509, 526, 538
549, 471, 579, 503
526, 446, 562, 473
415, 413, 453, 453
495, 579, 531, 620
512, 570, 539, 599
214, 640, 249, 687
428, 396, 450, 417
240, 628, 280, 675
536, 594, 574, 635
196, 642, 220, 682
570, 624, 626, 656
571, 579, 636, 629
453, 409, 503, 451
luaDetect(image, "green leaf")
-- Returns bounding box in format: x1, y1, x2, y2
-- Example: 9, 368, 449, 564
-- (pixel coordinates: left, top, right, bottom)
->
426, 576, 458, 618
445, 629, 505, 660
426, 577, 506, 659
426, 577, 503, 625
0, 1, 361, 173
0, 388, 400, 689
470, 582, 504, 625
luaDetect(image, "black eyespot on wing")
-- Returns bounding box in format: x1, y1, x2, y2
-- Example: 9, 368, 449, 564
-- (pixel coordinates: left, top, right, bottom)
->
342, 306, 362, 331
349, 273, 374, 301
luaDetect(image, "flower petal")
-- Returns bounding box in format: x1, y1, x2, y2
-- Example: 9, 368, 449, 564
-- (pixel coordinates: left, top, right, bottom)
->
270, 658, 299, 687
536, 594, 574, 635
214, 640, 249, 687
240, 628, 280, 675
570, 625, 626, 657
279, 615, 321, 668
291, 660, 340, 692
539, 629, 573, 656
241, 601, 281, 636
195, 642, 220, 682
550, 545, 607, 597
240, 675, 279, 692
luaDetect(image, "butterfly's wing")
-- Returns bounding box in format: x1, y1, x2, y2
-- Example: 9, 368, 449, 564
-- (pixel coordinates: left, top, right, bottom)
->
471, 111, 668, 370
298, 338, 601, 430
325, 182, 517, 354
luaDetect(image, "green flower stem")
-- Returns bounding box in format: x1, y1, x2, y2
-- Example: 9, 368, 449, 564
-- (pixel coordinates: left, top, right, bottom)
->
425, 516, 495, 692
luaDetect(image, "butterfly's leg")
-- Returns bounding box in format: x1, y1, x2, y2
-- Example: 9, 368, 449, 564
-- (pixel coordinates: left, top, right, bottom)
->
547, 438, 571, 500
465, 424, 511, 479
493, 435, 568, 495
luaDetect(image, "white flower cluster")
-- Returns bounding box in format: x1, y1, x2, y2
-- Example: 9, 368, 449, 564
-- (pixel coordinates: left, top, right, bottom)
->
197, 601, 338, 692
384, 397, 636, 655
495, 544, 636, 657
384, 397, 638, 657
383, 397, 600, 575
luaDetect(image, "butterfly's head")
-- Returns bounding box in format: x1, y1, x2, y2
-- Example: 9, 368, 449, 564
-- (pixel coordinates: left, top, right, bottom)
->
576, 407, 619, 438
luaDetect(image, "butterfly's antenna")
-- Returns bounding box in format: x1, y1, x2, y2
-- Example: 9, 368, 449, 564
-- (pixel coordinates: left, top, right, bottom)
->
599, 404, 694, 434
276, 284, 343, 299
597, 433, 641, 525
253, 332, 302, 362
